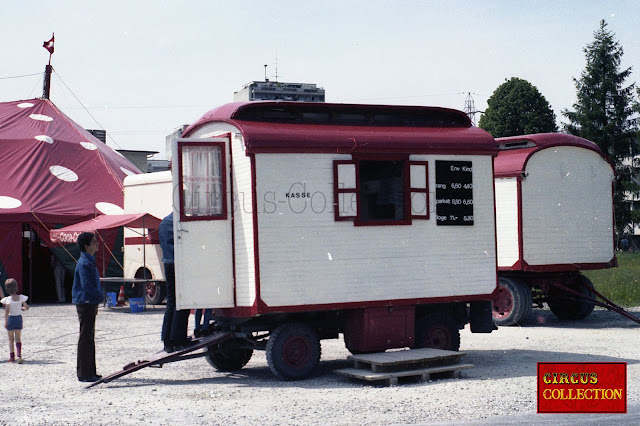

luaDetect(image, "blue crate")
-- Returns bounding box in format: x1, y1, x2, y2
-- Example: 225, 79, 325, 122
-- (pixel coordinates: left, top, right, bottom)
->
129, 297, 145, 313
106, 292, 117, 307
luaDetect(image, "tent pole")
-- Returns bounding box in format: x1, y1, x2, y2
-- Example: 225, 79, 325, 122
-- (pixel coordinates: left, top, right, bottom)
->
28, 224, 33, 302
142, 217, 147, 278
99, 231, 105, 277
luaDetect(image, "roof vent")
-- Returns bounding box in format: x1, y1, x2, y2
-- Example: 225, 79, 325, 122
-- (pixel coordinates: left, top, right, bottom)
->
498, 139, 537, 150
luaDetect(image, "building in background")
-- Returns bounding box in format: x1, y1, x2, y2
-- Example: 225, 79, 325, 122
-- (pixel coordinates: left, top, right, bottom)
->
116, 150, 159, 173
147, 159, 171, 173
234, 81, 325, 102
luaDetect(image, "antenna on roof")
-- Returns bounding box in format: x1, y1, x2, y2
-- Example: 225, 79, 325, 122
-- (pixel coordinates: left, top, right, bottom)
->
264, 64, 268, 82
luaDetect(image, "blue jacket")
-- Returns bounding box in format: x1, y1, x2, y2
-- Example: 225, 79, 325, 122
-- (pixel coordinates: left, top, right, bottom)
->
72, 251, 102, 304
159, 212, 174, 264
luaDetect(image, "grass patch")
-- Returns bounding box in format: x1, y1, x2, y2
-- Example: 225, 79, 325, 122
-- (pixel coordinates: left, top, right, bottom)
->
582, 251, 640, 307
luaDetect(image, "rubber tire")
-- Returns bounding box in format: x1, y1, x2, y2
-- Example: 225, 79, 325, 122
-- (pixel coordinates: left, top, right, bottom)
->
548, 275, 595, 320
206, 340, 253, 372
266, 323, 321, 381
492, 277, 532, 326
145, 282, 166, 305
414, 313, 461, 351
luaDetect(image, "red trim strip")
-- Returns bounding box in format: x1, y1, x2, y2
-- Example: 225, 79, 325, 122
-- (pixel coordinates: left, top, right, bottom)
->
500, 261, 616, 273
517, 176, 524, 266
214, 291, 498, 318
250, 153, 261, 317
124, 235, 160, 245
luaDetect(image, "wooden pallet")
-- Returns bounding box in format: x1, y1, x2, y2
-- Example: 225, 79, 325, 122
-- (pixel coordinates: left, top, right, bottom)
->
335, 348, 473, 386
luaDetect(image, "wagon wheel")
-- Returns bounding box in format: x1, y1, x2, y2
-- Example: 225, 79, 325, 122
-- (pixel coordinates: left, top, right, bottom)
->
492, 277, 532, 326
266, 323, 321, 380
145, 281, 165, 305
206, 339, 253, 372
548, 274, 595, 320
414, 313, 460, 351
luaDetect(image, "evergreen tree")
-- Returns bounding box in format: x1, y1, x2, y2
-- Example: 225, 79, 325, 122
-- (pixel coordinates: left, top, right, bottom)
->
563, 20, 639, 235
479, 77, 557, 138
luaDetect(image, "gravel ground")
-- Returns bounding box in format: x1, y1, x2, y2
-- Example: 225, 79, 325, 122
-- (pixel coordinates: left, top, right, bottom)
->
2, 303, 639, 425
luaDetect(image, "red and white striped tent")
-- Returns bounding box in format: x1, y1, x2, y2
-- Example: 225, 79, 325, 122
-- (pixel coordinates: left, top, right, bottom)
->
0, 98, 141, 297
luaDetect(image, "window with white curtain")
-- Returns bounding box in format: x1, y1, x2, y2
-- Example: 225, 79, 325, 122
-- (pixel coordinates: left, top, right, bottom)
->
181, 144, 224, 217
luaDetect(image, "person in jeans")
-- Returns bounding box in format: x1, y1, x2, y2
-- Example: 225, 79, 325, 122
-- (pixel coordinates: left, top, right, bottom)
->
159, 212, 189, 352
72, 232, 102, 382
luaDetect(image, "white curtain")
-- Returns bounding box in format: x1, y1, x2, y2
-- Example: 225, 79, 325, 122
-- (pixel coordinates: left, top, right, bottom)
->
182, 145, 222, 216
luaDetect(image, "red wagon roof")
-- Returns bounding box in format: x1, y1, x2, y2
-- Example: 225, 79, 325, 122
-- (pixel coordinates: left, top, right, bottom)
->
494, 133, 612, 178
183, 102, 497, 155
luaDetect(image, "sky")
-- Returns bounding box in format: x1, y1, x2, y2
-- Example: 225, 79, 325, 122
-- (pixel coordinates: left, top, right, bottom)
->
2, 1, 640, 159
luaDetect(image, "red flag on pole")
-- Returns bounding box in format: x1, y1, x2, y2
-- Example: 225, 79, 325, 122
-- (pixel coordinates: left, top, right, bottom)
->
43, 34, 54, 54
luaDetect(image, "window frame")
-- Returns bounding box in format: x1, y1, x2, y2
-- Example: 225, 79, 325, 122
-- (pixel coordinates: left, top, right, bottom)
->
177, 140, 228, 222
334, 155, 428, 226
408, 161, 430, 220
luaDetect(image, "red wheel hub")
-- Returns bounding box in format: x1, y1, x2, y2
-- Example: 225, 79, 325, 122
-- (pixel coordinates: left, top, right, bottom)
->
146, 282, 157, 298
425, 326, 451, 349
282, 336, 311, 369
493, 285, 514, 318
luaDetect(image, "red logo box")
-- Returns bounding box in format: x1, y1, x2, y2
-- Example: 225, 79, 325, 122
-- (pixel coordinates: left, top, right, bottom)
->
538, 362, 627, 413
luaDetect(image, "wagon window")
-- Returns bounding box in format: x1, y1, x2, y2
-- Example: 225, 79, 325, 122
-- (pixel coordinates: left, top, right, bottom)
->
359, 161, 405, 222
334, 158, 427, 225
179, 143, 226, 220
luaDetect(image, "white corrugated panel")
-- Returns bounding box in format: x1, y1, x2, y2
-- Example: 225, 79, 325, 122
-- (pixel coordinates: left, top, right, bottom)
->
231, 133, 256, 306
255, 154, 497, 307
495, 177, 520, 267
522, 147, 614, 265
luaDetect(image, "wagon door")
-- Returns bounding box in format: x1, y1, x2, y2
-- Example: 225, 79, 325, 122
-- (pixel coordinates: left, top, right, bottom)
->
172, 136, 234, 309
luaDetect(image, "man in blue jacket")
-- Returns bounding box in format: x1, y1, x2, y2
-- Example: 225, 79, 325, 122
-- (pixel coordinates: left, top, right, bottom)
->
159, 212, 189, 352
72, 232, 103, 382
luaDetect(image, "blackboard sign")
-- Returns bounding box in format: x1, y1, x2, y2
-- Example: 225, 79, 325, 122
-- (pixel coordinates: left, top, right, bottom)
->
435, 160, 474, 226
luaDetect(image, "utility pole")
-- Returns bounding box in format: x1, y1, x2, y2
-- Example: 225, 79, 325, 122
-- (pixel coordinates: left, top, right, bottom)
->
464, 92, 483, 126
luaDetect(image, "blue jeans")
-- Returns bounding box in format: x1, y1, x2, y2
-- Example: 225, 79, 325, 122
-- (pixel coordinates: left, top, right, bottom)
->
161, 263, 189, 345
194, 309, 212, 331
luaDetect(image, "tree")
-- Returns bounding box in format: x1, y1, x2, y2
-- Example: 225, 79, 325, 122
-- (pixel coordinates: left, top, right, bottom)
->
479, 77, 557, 138
563, 20, 639, 235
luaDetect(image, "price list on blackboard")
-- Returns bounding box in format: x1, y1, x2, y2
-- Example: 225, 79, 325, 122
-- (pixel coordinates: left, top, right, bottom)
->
435, 160, 474, 226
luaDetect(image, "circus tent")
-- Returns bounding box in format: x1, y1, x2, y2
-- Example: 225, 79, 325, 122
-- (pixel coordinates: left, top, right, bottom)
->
0, 98, 141, 300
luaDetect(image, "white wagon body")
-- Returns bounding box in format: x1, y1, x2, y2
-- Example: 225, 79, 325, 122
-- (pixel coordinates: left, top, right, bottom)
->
171, 102, 499, 316
123, 171, 172, 302
494, 133, 615, 271
491, 133, 616, 326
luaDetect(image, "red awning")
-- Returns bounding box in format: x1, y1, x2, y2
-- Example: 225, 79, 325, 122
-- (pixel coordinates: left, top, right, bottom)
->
50, 213, 162, 244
